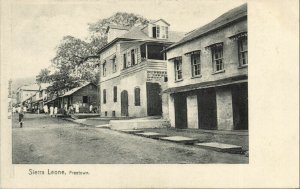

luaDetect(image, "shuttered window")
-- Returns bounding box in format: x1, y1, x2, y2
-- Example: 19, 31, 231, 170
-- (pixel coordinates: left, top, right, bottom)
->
134, 87, 141, 106
103, 89, 106, 104
113, 86, 117, 102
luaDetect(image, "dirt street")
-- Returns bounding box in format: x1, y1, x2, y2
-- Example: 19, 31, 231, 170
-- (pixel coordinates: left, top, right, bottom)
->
12, 114, 248, 164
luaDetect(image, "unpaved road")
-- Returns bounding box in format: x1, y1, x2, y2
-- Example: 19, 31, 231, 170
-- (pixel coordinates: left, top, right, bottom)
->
12, 114, 248, 164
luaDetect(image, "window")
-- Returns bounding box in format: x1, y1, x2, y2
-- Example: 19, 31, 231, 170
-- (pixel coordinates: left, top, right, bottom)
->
134, 87, 141, 106
152, 26, 157, 38
102, 62, 107, 77
127, 51, 131, 67
103, 89, 106, 104
112, 111, 116, 117
156, 25, 160, 38
238, 37, 248, 66
112, 58, 117, 73
141, 44, 146, 60
212, 47, 224, 72
82, 96, 88, 103
123, 54, 127, 69
131, 49, 136, 65
191, 53, 201, 77
161, 26, 168, 39
105, 111, 107, 116
174, 57, 183, 81
113, 86, 117, 102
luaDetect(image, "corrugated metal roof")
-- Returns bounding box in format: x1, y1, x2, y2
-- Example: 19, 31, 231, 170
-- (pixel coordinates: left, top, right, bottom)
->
166, 3, 247, 51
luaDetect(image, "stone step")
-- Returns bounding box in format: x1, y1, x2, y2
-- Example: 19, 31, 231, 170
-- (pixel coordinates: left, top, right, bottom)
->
119, 129, 144, 134
159, 136, 198, 144
135, 132, 168, 139
95, 124, 110, 128
195, 142, 243, 153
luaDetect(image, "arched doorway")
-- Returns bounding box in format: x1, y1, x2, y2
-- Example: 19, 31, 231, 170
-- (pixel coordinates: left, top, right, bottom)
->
121, 90, 128, 116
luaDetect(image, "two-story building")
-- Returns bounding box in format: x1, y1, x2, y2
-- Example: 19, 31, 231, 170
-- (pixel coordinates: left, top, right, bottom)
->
98, 20, 184, 118
164, 4, 248, 130
16, 83, 40, 105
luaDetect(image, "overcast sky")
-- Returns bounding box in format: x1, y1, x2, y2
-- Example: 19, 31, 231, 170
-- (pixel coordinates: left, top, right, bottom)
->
10, 0, 246, 79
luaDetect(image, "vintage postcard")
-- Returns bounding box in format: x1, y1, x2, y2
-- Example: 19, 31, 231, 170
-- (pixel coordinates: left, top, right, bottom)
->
1, 0, 299, 188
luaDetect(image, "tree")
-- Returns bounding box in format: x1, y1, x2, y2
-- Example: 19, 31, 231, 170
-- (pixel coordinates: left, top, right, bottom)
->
36, 68, 51, 83
45, 12, 149, 93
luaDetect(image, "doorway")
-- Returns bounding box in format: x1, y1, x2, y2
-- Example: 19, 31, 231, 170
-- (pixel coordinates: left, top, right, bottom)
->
146, 82, 162, 116
121, 90, 128, 116
197, 88, 217, 130
232, 83, 248, 130
174, 93, 187, 129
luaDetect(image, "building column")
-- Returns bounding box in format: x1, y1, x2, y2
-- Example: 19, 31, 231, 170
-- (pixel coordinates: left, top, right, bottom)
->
216, 87, 234, 130
187, 95, 198, 129
168, 94, 175, 127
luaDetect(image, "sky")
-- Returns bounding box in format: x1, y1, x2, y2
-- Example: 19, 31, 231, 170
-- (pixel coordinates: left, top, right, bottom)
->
10, 0, 246, 79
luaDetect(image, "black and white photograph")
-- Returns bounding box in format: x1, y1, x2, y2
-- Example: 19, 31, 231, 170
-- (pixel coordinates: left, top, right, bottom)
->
1, 0, 299, 188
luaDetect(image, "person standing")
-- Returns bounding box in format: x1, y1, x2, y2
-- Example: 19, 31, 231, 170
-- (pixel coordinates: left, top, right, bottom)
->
23, 106, 27, 113
89, 104, 93, 113
54, 106, 58, 117
19, 106, 24, 128
12, 106, 16, 115
44, 105, 48, 114
75, 103, 79, 114
49, 105, 54, 117
17, 106, 21, 113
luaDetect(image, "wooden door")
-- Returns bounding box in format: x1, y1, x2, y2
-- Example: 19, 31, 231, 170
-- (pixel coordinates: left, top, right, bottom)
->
146, 83, 162, 116
174, 93, 187, 129
121, 90, 129, 116
198, 88, 217, 130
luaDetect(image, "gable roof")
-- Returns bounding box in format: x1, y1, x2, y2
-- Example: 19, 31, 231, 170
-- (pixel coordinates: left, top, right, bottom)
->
61, 82, 95, 97
39, 83, 51, 90
149, 19, 170, 26
166, 3, 247, 51
119, 26, 184, 43
98, 25, 185, 54
19, 83, 40, 91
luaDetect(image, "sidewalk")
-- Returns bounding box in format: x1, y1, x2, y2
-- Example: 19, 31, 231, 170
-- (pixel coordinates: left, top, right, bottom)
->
141, 127, 249, 151
62, 116, 248, 151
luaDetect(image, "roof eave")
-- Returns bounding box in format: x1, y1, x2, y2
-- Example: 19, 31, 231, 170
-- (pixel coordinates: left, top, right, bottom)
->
164, 15, 247, 52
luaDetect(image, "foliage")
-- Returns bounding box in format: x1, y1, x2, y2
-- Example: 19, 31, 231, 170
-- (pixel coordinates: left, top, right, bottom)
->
36, 68, 51, 83
42, 12, 149, 93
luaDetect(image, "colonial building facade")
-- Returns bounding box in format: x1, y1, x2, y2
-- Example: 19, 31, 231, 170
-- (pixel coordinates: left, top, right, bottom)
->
164, 4, 248, 130
98, 20, 184, 118
16, 83, 40, 105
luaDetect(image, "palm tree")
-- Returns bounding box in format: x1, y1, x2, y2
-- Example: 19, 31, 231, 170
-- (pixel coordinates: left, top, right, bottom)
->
36, 68, 51, 83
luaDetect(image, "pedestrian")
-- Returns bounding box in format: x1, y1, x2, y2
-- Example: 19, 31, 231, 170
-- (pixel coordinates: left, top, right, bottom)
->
50, 105, 54, 117
18, 106, 24, 128
75, 103, 79, 113
23, 106, 27, 113
12, 106, 16, 115
89, 104, 93, 113
44, 105, 48, 114
17, 106, 21, 113
54, 106, 58, 117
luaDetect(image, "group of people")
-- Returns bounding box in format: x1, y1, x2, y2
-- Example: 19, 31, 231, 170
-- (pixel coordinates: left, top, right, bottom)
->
43, 105, 58, 117
12, 106, 26, 114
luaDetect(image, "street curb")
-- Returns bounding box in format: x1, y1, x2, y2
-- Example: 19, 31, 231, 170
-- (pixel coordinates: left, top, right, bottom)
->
61, 118, 95, 128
